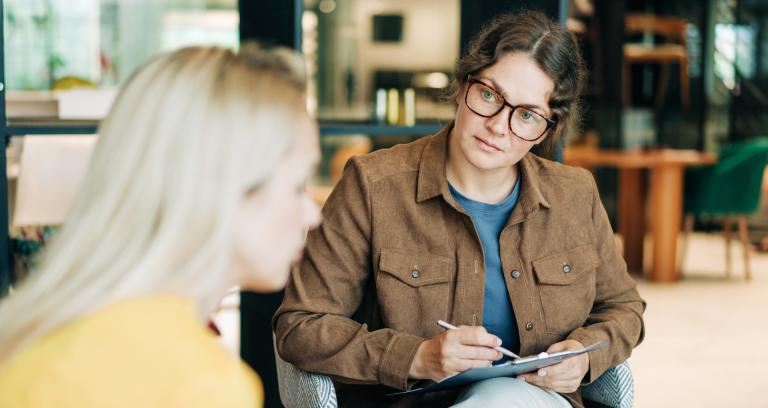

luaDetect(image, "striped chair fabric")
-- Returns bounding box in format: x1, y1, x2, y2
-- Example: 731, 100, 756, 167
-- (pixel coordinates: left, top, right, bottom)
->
274, 354, 634, 408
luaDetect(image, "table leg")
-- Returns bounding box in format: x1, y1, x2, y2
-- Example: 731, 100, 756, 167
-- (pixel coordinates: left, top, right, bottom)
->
618, 168, 645, 275
649, 165, 684, 282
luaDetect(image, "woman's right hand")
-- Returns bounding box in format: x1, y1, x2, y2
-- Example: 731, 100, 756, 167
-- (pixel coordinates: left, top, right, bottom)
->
408, 325, 503, 382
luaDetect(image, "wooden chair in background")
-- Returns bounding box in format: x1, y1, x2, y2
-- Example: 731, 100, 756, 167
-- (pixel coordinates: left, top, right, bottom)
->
329, 136, 372, 183
10, 136, 96, 283
309, 136, 373, 205
13, 136, 97, 227
623, 13, 689, 109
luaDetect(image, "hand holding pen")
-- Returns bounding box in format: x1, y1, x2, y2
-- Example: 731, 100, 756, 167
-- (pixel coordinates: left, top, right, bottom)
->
437, 320, 520, 359
407, 319, 514, 382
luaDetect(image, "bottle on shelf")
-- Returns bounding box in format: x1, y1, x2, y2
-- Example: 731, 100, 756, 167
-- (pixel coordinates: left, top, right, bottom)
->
386, 88, 400, 125
374, 88, 387, 124
403, 88, 415, 126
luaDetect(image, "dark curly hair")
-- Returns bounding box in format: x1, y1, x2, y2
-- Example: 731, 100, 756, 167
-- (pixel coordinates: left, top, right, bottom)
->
447, 11, 587, 155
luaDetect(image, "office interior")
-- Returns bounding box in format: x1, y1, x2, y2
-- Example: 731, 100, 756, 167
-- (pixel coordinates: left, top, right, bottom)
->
1, 0, 767, 406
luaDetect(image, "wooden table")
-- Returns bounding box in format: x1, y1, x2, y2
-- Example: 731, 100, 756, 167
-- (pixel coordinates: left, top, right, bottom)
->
564, 147, 716, 282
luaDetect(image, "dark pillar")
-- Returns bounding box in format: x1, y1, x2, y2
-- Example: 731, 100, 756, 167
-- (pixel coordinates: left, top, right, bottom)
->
594, 0, 626, 149
593, 0, 628, 244
238, 2, 302, 407
240, 291, 283, 408
697, 0, 711, 151
239, 0, 302, 50
0, 0, 11, 298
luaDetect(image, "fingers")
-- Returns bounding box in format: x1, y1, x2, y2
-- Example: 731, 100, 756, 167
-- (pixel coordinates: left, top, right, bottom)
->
521, 374, 581, 393
432, 327, 503, 376
410, 329, 506, 382
452, 343, 503, 362
441, 326, 502, 362
543, 357, 585, 380
546, 341, 569, 353
518, 357, 586, 393
520, 360, 572, 384
519, 370, 579, 393
411, 325, 511, 382
438, 335, 502, 362
538, 360, 570, 377
452, 325, 502, 348
433, 347, 497, 376
546, 339, 583, 353
444, 355, 497, 373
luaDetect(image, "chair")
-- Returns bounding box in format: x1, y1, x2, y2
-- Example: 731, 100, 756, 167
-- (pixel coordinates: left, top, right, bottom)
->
328, 136, 372, 183
308, 136, 373, 205
681, 138, 768, 280
274, 352, 635, 408
13, 135, 97, 226
622, 13, 689, 108
10, 136, 97, 284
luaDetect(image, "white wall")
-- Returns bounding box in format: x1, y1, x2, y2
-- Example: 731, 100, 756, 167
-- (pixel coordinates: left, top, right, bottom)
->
353, 0, 459, 103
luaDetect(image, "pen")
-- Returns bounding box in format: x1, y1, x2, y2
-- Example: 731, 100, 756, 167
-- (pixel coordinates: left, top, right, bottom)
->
437, 320, 521, 359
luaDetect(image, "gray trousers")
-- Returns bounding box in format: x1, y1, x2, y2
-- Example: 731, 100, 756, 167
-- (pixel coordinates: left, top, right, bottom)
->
451, 377, 572, 408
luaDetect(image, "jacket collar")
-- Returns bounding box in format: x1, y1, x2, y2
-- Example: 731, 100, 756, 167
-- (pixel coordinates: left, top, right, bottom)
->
416, 122, 452, 203
510, 152, 551, 223
416, 121, 551, 216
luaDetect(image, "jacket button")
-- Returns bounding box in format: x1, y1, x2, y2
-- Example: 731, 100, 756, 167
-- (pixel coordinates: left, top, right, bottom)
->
511, 269, 521, 279
563, 264, 571, 273
411, 268, 419, 278
525, 321, 534, 331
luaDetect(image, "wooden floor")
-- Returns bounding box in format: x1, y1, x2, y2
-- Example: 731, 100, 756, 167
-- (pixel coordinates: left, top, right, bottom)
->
213, 232, 768, 407
631, 232, 768, 407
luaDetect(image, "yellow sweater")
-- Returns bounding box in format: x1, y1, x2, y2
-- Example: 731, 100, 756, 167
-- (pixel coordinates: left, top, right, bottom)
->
0, 295, 263, 407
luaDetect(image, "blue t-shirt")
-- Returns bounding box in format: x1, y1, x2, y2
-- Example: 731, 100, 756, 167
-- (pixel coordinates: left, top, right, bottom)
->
449, 177, 521, 360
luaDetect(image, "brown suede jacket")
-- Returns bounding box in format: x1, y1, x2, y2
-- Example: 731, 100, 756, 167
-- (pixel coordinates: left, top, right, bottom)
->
274, 123, 646, 408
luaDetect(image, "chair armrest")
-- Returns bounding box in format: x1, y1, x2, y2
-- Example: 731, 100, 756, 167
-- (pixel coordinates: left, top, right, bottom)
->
274, 351, 338, 408
581, 361, 634, 408
274, 351, 632, 408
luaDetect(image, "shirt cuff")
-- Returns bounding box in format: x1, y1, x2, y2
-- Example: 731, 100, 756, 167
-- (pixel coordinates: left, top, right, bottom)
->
378, 333, 425, 390
566, 327, 609, 385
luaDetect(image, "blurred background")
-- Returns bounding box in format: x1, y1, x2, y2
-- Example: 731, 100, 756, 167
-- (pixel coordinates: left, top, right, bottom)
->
1, 0, 767, 406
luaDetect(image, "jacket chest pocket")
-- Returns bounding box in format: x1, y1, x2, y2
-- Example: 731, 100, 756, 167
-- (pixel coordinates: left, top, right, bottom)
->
532, 245, 599, 335
376, 249, 454, 338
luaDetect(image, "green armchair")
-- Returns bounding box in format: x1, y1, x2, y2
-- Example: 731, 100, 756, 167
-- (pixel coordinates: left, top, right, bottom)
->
681, 137, 768, 279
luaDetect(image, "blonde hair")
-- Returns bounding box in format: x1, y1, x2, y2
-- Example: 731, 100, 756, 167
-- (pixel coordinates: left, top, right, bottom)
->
0, 44, 308, 365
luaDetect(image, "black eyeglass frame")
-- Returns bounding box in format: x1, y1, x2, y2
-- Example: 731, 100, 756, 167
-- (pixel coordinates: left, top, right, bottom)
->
464, 76, 557, 141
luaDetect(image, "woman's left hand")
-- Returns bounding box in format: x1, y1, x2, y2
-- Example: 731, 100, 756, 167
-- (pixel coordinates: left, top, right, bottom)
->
518, 339, 589, 394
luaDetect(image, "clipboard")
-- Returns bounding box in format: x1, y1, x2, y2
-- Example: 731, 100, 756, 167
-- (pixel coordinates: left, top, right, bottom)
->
388, 342, 609, 397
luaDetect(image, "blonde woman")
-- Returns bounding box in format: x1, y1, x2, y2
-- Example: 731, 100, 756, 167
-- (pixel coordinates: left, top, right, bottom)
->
0, 44, 320, 407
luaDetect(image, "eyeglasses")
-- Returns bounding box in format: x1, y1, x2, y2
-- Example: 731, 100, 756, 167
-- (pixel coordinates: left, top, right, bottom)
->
464, 76, 556, 141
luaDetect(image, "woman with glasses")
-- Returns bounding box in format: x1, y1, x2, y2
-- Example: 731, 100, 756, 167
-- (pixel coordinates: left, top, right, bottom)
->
275, 11, 645, 408
0, 45, 321, 407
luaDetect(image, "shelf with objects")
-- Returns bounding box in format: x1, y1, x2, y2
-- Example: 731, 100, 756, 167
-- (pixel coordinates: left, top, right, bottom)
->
300, 0, 460, 202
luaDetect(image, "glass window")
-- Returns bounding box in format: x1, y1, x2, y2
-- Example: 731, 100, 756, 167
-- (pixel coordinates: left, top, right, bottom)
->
4, 0, 238, 119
